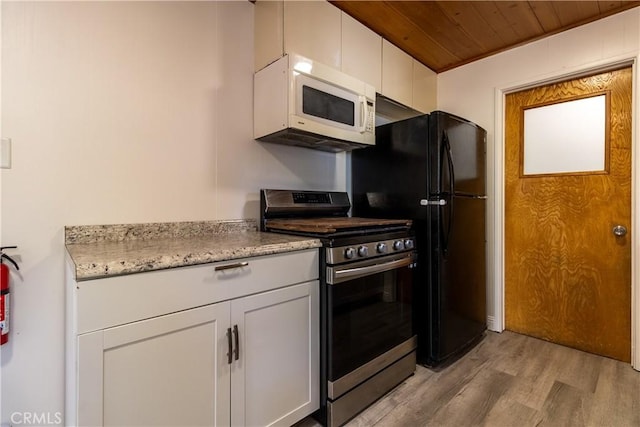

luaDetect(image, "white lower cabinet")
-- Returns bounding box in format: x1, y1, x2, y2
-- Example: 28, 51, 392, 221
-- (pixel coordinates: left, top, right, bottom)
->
67, 249, 320, 427
78, 303, 231, 426
231, 282, 319, 426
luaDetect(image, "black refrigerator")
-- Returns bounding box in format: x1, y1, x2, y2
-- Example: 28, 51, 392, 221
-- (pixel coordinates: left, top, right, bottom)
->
351, 110, 487, 367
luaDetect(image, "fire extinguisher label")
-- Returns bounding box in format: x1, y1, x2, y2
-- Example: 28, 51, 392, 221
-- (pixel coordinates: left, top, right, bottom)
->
0, 293, 9, 335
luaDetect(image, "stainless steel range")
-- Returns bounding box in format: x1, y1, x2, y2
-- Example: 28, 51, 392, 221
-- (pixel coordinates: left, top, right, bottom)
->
260, 189, 418, 427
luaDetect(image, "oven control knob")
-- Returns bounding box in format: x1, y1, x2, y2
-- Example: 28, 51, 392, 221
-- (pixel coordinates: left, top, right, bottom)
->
376, 242, 388, 254
358, 245, 369, 257
404, 239, 414, 250
344, 247, 356, 259
393, 240, 405, 251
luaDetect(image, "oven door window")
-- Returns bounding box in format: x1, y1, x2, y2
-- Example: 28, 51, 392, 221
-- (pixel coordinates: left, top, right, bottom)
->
328, 263, 413, 381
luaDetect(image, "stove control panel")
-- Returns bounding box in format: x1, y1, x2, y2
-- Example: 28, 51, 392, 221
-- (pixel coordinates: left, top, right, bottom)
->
329, 237, 415, 265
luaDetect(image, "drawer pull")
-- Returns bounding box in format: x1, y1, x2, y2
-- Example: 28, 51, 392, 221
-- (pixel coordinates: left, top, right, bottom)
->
215, 262, 249, 272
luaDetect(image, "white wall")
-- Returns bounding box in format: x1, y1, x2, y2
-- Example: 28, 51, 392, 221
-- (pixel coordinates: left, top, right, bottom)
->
0, 1, 346, 423
437, 8, 640, 333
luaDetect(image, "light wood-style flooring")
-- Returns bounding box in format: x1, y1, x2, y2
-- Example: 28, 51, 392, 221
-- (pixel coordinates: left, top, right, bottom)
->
299, 331, 640, 427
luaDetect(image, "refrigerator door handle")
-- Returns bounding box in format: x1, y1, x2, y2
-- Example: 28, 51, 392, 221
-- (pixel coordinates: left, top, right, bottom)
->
420, 199, 447, 206
442, 132, 456, 257
443, 133, 456, 197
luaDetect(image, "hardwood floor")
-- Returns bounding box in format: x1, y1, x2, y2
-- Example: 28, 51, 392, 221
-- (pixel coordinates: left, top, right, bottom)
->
298, 331, 640, 427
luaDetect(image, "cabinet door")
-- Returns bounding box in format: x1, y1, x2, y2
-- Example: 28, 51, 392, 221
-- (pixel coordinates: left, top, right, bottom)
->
412, 59, 437, 113
284, 2, 341, 69
341, 12, 382, 91
77, 303, 231, 426
381, 39, 413, 107
230, 281, 319, 427
254, 0, 284, 71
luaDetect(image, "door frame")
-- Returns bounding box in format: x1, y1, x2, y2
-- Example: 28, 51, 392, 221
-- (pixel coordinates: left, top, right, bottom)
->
492, 55, 640, 370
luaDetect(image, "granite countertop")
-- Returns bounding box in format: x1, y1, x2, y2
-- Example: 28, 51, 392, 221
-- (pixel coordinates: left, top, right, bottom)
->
65, 220, 321, 281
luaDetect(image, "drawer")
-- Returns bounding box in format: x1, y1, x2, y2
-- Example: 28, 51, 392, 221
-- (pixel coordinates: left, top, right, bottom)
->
74, 249, 319, 334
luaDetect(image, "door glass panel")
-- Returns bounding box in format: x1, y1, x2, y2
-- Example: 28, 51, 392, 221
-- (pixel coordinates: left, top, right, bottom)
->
522, 94, 607, 176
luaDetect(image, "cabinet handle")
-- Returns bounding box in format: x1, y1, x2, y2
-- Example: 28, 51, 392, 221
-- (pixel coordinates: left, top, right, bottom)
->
226, 328, 233, 364
215, 262, 249, 272
233, 325, 240, 361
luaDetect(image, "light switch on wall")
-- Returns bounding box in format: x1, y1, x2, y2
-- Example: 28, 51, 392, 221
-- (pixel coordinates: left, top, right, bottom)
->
1, 138, 12, 169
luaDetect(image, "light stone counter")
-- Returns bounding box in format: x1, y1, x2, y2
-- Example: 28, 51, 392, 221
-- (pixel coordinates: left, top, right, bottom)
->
65, 220, 321, 281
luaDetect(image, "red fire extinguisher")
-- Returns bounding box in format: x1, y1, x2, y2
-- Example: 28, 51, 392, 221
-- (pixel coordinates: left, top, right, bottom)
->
1, 246, 19, 346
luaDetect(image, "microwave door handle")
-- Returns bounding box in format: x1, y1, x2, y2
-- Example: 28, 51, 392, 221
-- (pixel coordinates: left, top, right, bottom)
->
358, 95, 367, 133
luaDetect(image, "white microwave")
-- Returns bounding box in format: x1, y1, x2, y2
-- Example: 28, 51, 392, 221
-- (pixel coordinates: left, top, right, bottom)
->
254, 53, 376, 152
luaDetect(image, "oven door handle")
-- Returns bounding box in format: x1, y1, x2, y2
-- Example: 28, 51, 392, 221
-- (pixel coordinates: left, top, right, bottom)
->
327, 253, 415, 285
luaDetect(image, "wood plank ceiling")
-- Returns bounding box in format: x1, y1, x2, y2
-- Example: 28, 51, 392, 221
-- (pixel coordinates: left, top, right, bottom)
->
330, 1, 640, 73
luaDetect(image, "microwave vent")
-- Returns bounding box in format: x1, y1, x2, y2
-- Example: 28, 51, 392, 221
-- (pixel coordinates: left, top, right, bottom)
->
256, 128, 369, 153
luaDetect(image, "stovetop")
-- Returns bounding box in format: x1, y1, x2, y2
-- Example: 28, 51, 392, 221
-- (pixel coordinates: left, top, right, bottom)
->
260, 189, 412, 239
264, 216, 411, 237
261, 190, 415, 264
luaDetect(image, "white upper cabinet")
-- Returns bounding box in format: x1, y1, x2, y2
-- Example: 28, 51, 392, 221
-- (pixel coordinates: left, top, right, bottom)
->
341, 12, 382, 91
254, 0, 285, 72
412, 60, 437, 113
285, 1, 342, 69
382, 39, 414, 108
382, 40, 437, 113
254, 0, 341, 71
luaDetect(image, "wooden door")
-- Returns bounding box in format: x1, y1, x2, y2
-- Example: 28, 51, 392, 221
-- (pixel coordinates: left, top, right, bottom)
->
505, 67, 632, 362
